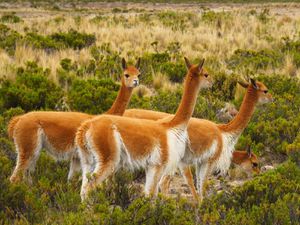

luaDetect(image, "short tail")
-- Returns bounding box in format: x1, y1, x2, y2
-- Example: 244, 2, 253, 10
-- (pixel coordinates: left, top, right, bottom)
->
7, 116, 21, 139
75, 121, 91, 154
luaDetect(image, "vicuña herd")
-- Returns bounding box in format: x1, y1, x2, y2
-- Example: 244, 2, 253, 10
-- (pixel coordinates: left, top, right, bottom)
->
8, 57, 273, 203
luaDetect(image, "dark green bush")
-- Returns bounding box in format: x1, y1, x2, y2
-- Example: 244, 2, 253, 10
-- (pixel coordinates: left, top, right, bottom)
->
67, 78, 119, 114
0, 12, 22, 23
50, 29, 96, 50
156, 11, 193, 31
201, 10, 232, 26
228, 49, 282, 72
24, 32, 64, 52
0, 61, 63, 112
23, 29, 96, 52
198, 161, 300, 224
0, 23, 21, 55
161, 62, 186, 82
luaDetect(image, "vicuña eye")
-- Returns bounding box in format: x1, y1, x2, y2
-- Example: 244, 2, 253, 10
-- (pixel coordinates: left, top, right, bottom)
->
264, 90, 268, 94
125, 74, 130, 78
252, 163, 258, 168
137, 74, 141, 78
204, 74, 209, 78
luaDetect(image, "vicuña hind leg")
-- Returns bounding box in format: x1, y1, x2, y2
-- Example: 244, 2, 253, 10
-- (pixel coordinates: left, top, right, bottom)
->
10, 128, 41, 184
79, 152, 94, 201
145, 165, 165, 197
159, 175, 172, 195
68, 154, 81, 181
179, 164, 199, 202
195, 162, 211, 201
81, 128, 120, 201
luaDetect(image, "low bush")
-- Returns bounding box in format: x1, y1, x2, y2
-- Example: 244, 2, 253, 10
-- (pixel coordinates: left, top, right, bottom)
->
198, 161, 300, 225
0, 12, 22, 23
23, 29, 96, 52
67, 78, 119, 114
0, 23, 21, 55
0, 61, 63, 112
228, 49, 282, 72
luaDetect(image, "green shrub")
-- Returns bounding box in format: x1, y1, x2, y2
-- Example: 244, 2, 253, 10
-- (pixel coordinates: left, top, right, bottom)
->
157, 11, 192, 31
0, 12, 22, 23
24, 32, 64, 52
286, 133, 300, 166
198, 161, 300, 224
201, 10, 232, 26
0, 61, 63, 112
23, 29, 96, 52
50, 29, 96, 50
228, 49, 282, 72
0, 23, 21, 55
161, 62, 186, 83
67, 78, 119, 114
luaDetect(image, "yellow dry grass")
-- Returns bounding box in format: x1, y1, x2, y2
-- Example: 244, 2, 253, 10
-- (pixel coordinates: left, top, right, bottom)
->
0, 4, 299, 82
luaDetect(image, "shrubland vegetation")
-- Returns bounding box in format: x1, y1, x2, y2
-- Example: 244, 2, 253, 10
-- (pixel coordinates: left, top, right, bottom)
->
0, 4, 299, 224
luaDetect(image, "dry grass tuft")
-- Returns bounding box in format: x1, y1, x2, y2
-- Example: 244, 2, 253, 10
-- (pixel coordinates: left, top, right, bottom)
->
153, 72, 179, 92
133, 84, 154, 98
282, 54, 297, 77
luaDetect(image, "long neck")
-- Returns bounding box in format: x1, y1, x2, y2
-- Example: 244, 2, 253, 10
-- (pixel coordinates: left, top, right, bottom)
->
165, 74, 200, 128
106, 80, 133, 116
218, 86, 259, 135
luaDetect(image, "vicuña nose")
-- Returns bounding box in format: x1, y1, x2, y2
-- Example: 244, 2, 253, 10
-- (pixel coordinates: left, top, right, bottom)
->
133, 79, 139, 86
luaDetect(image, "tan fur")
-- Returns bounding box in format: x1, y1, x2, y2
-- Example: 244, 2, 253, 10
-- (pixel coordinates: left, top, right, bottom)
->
124, 80, 272, 202
232, 150, 260, 174
8, 59, 141, 183
8, 116, 21, 140
76, 59, 213, 201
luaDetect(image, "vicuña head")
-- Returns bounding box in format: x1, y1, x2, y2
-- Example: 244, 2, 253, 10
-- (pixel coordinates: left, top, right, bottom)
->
232, 145, 260, 175
184, 57, 213, 90
238, 78, 273, 105
121, 58, 141, 88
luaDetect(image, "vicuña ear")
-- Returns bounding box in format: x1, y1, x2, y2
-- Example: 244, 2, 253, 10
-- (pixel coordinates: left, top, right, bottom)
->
250, 78, 259, 90
198, 58, 205, 72
246, 145, 251, 157
122, 58, 127, 70
237, 80, 249, 89
135, 58, 141, 70
184, 57, 192, 69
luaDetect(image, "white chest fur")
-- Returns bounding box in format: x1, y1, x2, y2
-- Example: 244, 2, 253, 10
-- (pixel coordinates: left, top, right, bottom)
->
213, 132, 238, 175
166, 127, 188, 174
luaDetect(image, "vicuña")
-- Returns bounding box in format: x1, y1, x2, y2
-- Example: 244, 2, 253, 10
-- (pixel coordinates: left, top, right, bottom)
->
124, 78, 273, 201
231, 145, 260, 175
8, 58, 141, 183
76, 58, 213, 201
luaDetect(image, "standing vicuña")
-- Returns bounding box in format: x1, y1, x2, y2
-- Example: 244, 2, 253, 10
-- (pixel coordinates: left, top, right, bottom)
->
124, 78, 273, 201
8, 58, 141, 183
76, 58, 212, 201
